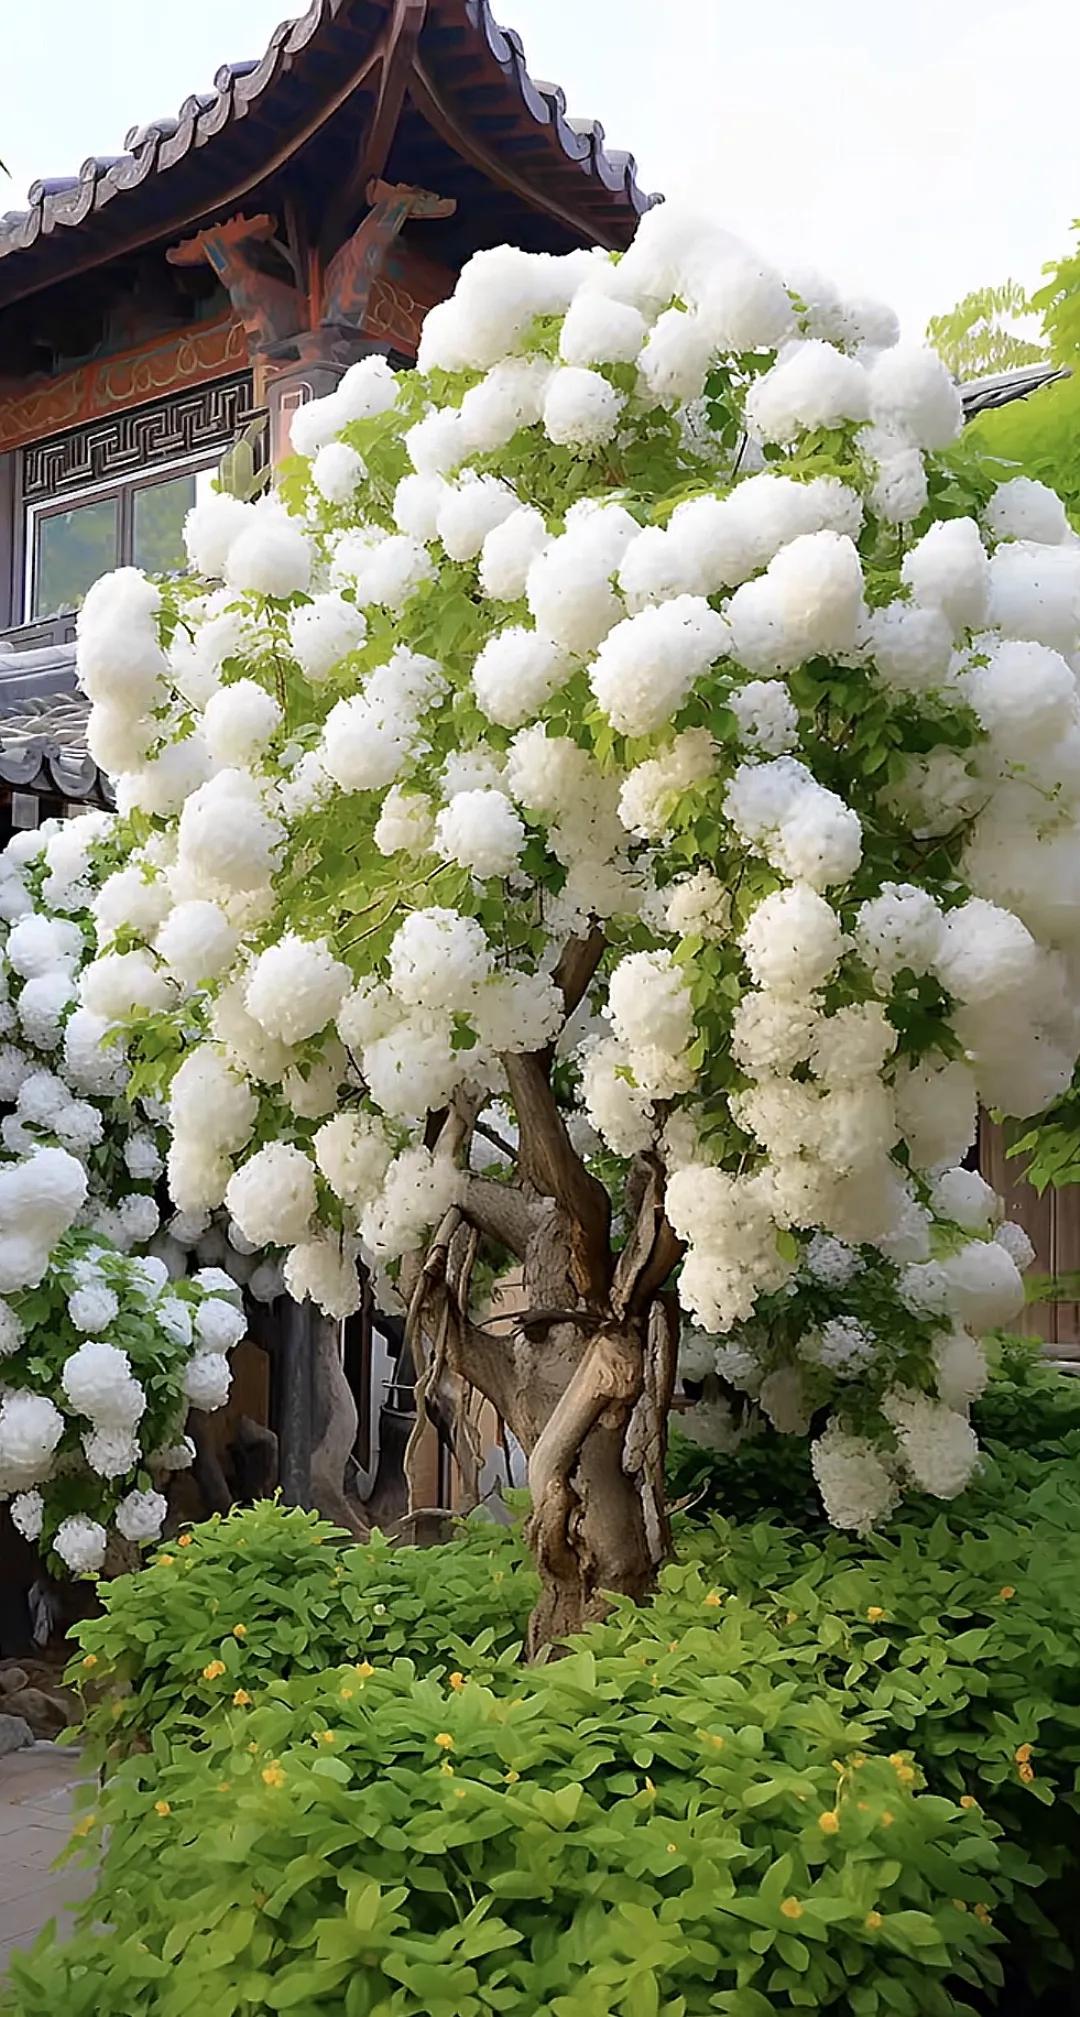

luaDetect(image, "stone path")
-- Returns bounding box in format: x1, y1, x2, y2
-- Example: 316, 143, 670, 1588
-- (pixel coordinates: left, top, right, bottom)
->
0, 1744, 94, 1975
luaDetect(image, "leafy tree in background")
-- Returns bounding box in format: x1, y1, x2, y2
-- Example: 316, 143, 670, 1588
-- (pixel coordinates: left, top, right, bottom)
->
925, 280, 1046, 380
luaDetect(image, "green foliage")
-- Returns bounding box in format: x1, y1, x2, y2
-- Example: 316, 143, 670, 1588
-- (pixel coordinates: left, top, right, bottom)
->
69, 1500, 535, 1771
11, 1371, 1080, 2013
925, 283, 1046, 380
19, 1609, 1000, 2015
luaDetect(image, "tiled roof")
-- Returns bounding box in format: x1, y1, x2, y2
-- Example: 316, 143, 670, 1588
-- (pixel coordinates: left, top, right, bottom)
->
0, 0, 656, 300
0, 647, 107, 800
960, 361, 1070, 418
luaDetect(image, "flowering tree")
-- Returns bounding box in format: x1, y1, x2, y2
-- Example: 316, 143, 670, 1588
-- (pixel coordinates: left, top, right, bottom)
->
0, 818, 253, 1570
65, 205, 1080, 1647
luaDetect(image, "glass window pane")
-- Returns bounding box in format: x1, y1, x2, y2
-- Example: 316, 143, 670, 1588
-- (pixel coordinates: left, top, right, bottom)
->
33, 498, 118, 619
132, 471, 198, 576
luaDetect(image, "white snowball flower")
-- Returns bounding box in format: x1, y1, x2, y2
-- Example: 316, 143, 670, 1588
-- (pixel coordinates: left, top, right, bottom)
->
62, 1341, 146, 1429
901, 517, 989, 631
311, 440, 365, 504
287, 592, 367, 683
10, 1490, 44, 1542
53, 1514, 108, 1574
387, 908, 492, 1013
984, 476, 1069, 546
811, 1423, 899, 1532
244, 935, 352, 1044
740, 886, 845, 995
184, 1354, 232, 1412
284, 1235, 363, 1319
202, 679, 282, 766
434, 790, 526, 879
68, 1284, 120, 1335
183, 493, 256, 577
115, 1488, 168, 1544
542, 367, 625, 447
225, 1143, 318, 1248
224, 505, 312, 597
194, 1297, 248, 1354
867, 344, 963, 449
589, 596, 729, 736
472, 628, 568, 729
155, 900, 238, 985
0, 1392, 64, 1488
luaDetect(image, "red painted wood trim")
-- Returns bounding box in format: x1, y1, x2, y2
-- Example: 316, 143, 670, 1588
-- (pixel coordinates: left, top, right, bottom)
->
0, 315, 249, 454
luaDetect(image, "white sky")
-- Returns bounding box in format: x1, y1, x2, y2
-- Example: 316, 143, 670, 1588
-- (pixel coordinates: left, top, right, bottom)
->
3, 0, 1078, 335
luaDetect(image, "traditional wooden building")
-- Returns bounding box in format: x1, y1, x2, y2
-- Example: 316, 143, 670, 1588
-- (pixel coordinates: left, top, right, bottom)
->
0, 0, 656, 1546
0, 0, 655, 802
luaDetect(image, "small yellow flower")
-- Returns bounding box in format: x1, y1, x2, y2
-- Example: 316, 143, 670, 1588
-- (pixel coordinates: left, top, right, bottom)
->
780, 1897, 804, 1921
888, 1752, 906, 1768
454, 1786, 467, 1800
974, 1902, 993, 1927
356, 1661, 375, 1678
960, 1794, 978, 1810
202, 1660, 226, 1682
247, 1741, 260, 1755
666, 1840, 678, 1854
233, 1689, 252, 1707
219, 1781, 231, 1793
704, 1590, 722, 1608
998, 1585, 1016, 1600
881, 1810, 895, 1828
154, 1801, 171, 1817
339, 1686, 355, 1702
178, 1535, 193, 1549
449, 1672, 466, 1691
1015, 1743, 1033, 1764
865, 1911, 882, 1931
156, 1554, 174, 1566
261, 1763, 286, 1789
668, 1639, 679, 1652
818, 1811, 840, 1835
897, 1764, 916, 1785
232, 1624, 247, 1640
434, 1732, 454, 1751
316, 1730, 336, 1746
504, 1768, 520, 1784
1018, 1760, 1036, 1784
867, 1606, 886, 1623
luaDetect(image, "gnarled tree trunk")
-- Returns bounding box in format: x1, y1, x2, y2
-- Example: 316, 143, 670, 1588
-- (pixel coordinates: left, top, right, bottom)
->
399, 933, 684, 1656
523, 1302, 677, 1655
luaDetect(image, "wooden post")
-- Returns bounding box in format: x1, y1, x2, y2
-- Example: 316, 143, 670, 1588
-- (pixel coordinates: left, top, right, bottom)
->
276, 1297, 314, 1507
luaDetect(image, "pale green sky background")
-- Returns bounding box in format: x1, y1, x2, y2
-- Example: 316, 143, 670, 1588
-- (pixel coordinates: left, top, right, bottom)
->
3, 0, 1078, 335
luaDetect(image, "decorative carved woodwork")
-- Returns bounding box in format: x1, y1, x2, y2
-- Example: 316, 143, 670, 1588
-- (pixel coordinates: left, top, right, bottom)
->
317, 177, 455, 339
0, 316, 248, 456
168, 183, 456, 371
21, 374, 257, 503
167, 216, 305, 356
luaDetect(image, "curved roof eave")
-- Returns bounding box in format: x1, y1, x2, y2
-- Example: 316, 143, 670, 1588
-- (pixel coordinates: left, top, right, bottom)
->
0, 0, 658, 308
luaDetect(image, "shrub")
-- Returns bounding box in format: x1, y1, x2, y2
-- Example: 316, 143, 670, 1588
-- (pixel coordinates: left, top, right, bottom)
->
11, 1625, 1001, 2016
70, 1500, 535, 1770
24, 1374, 1080, 2013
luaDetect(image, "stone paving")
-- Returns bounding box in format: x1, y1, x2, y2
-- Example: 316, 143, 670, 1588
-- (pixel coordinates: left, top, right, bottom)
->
0, 1744, 94, 1975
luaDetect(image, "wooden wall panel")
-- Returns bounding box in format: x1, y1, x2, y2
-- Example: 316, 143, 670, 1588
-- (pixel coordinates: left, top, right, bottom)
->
978, 1115, 1057, 1345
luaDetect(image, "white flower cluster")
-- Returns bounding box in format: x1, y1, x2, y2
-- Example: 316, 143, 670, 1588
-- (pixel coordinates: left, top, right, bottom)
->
59, 202, 1080, 1534
0, 820, 256, 1569
0, 1228, 244, 1571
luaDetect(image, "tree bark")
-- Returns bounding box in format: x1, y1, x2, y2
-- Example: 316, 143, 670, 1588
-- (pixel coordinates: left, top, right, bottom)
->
522, 1298, 677, 1656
